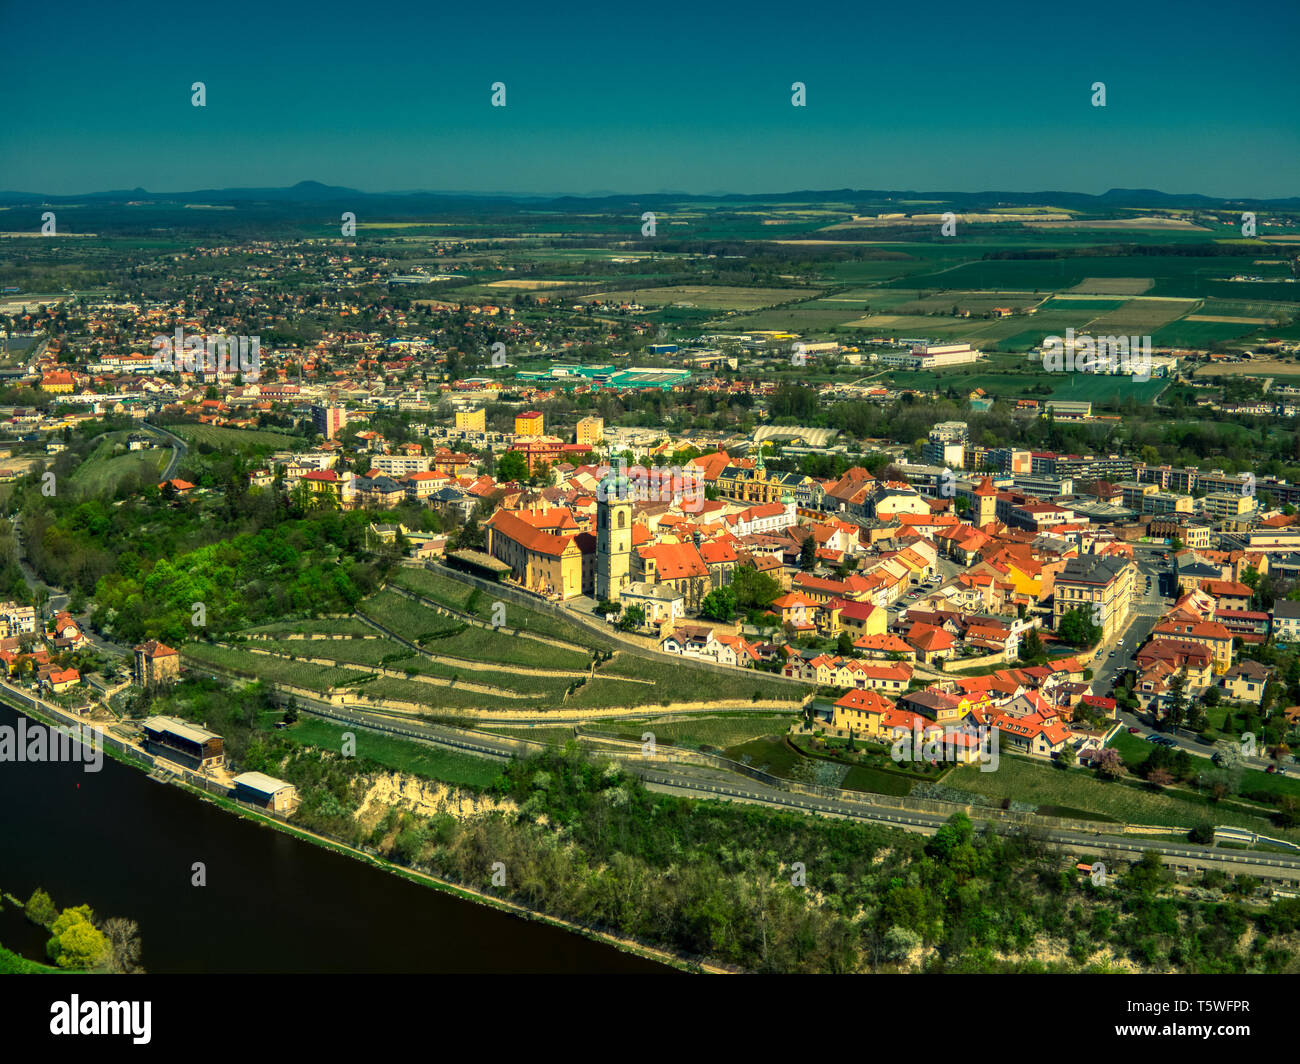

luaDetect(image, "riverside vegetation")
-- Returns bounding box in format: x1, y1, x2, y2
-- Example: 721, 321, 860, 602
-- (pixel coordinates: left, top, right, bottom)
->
121, 678, 1300, 973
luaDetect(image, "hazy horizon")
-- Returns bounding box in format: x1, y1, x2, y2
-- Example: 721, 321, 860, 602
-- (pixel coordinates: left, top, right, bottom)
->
2, 0, 1296, 200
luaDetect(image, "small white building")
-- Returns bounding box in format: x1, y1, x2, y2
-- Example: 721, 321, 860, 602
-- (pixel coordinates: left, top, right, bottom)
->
620, 582, 684, 626
232, 771, 301, 815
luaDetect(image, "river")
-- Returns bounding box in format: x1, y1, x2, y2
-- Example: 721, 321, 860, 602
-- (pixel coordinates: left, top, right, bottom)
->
0, 702, 669, 973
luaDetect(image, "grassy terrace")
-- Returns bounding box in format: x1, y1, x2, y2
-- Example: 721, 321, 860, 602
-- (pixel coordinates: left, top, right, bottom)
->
243, 618, 376, 637
389, 567, 604, 646
576, 712, 796, 751
184, 642, 366, 691
358, 590, 594, 669
189, 568, 808, 715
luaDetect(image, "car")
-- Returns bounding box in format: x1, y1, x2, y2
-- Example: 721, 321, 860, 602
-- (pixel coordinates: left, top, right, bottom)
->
1144, 734, 1160, 742
1128, 726, 1141, 734
1267, 764, 1278, 774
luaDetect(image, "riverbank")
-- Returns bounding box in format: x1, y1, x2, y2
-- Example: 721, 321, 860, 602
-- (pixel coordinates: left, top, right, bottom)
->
5, 694, 711, 974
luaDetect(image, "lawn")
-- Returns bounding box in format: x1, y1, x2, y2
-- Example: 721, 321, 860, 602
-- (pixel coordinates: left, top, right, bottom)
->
582, 285, 815, 310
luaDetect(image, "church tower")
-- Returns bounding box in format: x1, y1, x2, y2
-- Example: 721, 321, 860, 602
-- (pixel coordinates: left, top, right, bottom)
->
596, 472, 633, 602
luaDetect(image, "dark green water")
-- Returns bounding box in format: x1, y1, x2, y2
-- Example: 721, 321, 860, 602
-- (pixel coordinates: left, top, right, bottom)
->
0, 702, 667, 973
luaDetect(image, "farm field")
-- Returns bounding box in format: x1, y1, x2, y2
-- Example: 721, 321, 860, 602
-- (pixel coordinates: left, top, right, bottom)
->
1068, 277, 1153, 294
1193, 359, 1300, 378
1085, 298, 1198, 334
877, 367, 1167, 403
583, 285, 815, 309
1152, 319, 1261, 347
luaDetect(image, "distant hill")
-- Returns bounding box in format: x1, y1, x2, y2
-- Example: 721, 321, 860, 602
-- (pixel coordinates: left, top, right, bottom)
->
0, 184, 1296, 210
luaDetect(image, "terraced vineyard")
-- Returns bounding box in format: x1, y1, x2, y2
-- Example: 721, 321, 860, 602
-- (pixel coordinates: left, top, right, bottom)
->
184, 569, 807, 717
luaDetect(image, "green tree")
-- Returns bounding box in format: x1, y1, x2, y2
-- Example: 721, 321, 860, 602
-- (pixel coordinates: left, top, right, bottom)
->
45, 906, 109, 970
1057, 607, 1102, 648
733, 565, 781, 611
1167, 675, 1187, 728
617, 605, 646, 631
495, 450, 529, 483
24, 888, 57, 928
1019, 628, 1046, 663
699, 587, 736, 622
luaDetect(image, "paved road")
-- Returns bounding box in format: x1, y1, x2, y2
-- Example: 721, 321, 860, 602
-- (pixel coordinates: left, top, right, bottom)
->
140, 421, 187, 481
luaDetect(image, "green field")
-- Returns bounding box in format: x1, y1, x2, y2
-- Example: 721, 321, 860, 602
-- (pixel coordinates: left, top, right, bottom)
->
878, 368, 1167, 404
169, 424, 304, 451
1152, 319, 1259, 347
69, 438, 169, 498
945, 753, 1299, 839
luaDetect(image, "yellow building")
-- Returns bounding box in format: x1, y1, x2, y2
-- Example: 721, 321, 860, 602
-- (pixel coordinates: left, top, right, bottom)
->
829, 689, 895, 738
486, 508, 593, 600
40, 371, 75, 394
456, 407, 486, 432
1153, 617, 1234, 674
1204, 492, 1256, 529
576, 416, 604, 447
1052, 553, 1135, 641
514, 410, 544, 437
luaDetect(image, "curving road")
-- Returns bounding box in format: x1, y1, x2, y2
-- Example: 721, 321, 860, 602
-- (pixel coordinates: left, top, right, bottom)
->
140, 421, 188, 481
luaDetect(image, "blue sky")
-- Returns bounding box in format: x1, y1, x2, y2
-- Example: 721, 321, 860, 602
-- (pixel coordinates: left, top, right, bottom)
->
2, 0, 1297, 198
